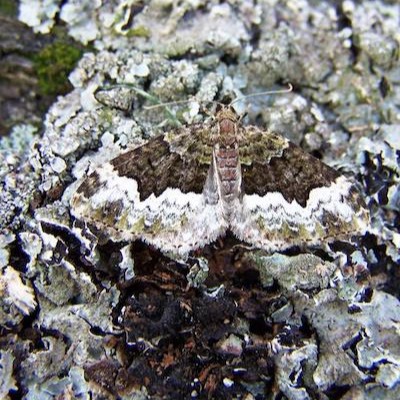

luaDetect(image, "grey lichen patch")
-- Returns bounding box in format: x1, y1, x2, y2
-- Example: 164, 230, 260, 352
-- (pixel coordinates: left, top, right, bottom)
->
243, 25, 291, 89
150, 61, 200, 101
20, 1, 253, 58
195, 72, 224, 105
0, 125, 39, 230
273, 343, 318, 400
0, 233, 14, 270
246, 93, 329, 145
94, 85, 136, 112
343, 1, 399, 70
0, 256, 37, 327
138, 2, 251, 58
249, 251, 400, 395
355, 32, 399, 69
351, 124, 400, 263
21, 366, 90, 400
0, 351, 17, 398
252, 253, 337, 292
308, 290, 400, 391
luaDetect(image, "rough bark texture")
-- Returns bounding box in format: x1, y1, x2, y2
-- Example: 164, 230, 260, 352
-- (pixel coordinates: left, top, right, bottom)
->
1, 1, 399, 399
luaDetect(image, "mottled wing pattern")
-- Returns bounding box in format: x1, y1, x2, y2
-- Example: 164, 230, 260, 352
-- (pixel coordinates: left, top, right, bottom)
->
70, 126, 227, 257
71, 106, 369, 258
231, 126, 369, 251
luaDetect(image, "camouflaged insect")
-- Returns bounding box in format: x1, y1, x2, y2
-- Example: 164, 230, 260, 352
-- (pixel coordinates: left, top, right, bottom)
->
70, 105, 369, 257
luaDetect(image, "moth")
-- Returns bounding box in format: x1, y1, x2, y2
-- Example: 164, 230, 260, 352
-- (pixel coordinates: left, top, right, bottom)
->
70, 105, 369, 257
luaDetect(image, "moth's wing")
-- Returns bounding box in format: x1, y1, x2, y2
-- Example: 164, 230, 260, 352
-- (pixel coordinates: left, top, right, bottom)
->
231, 126, 369, 251
70, 125, 227, 258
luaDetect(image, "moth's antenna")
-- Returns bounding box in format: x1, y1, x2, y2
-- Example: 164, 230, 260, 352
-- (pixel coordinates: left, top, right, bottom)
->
116, 85, 199, 112
229, 83, 293, 107
141, 83, 293, 110
144, 98, 200, 110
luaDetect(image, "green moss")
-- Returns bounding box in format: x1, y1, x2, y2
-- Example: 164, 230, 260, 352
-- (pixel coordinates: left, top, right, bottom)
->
34, 42, 83, 96
0, 0, 17, 17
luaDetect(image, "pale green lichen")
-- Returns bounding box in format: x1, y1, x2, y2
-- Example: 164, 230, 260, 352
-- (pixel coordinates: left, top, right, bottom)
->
126, 25, 150, 38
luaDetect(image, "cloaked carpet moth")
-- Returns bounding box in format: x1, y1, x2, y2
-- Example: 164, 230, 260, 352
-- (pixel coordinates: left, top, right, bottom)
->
70, 94, 369, 258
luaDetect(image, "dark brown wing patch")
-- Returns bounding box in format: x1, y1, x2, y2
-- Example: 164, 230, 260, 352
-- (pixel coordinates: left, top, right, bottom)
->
110, 135, 210, 201
76, 171, 104, 198
242, 142, 340, 207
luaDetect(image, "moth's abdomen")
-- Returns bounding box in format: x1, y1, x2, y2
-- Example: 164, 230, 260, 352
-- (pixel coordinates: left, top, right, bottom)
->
215, 144, 241, 203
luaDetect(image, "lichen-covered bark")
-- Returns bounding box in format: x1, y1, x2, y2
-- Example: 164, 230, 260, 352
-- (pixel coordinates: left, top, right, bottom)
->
0, 1, 399, 399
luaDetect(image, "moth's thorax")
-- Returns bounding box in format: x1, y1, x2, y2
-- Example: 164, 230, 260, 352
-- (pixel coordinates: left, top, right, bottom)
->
219, 119, 236, 136
215, 107, 240, 143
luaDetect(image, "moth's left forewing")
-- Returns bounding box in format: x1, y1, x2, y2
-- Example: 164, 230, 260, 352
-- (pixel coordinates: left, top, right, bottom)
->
232, 126, 369, 251
70, 124, 227, 258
